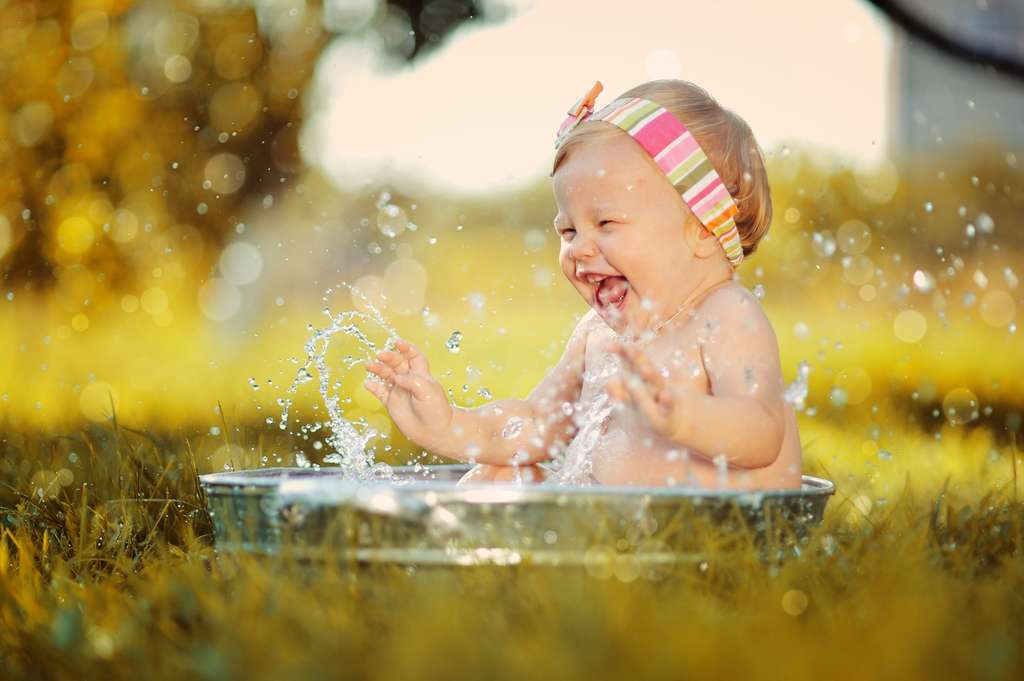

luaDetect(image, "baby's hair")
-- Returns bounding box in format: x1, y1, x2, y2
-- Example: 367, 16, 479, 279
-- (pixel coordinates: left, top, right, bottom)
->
551, 79, 773, 259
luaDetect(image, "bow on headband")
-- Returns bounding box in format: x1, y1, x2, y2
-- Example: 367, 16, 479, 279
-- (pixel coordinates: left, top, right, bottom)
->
554, 80, 604, 149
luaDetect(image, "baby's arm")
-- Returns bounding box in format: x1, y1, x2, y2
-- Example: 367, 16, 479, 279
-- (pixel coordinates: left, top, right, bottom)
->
677, 292, 786, 469
435, 310, 596, 465
365, 311, 596, 466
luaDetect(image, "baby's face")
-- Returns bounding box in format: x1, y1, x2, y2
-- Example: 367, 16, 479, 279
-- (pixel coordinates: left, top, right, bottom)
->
552, 132, 715, 334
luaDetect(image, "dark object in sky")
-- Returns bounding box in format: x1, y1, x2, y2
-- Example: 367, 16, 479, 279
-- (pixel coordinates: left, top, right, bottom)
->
867, 0, 1024, 83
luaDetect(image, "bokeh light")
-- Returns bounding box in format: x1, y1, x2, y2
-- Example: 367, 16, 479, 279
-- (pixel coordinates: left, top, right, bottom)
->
79, 381, 120, 422
198, 277, 242, 321
219, 241, 263, 285
893, 310, 928, 343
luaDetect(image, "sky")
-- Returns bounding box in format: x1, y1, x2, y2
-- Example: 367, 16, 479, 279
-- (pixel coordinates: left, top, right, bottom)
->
303, 0, 892, 195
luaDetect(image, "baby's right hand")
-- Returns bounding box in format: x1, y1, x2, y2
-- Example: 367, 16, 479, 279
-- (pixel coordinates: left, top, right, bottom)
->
363, 338, 453, 451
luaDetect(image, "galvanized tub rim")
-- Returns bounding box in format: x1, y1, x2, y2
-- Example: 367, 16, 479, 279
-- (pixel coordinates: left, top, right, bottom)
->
199, 465, 835, 506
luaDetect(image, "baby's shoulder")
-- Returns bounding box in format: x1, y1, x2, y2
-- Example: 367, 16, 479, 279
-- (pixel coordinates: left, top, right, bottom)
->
695, 282, 775, 339
578, 307, 608, 342
565, 308, 605, 368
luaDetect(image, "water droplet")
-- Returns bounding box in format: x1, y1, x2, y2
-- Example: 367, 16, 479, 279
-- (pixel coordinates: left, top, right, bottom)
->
942, 387, 979, 426
501, 417, 525, 440
811, 231, 837, 257
784, 361, 811, 410
752, 283, 765, 299
445, 330, 463, 353
912, 270, 934, 293
976, 212, 995, 234
1003, 268, 1019, 289
468, 292, 486, 311
248, 377, 260, 391
923, 201, 933, 213
376, 203, 408, 238
837, 219, 872, 254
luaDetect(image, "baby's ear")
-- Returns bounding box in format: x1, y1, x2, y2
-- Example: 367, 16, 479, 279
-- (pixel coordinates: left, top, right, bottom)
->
682, 216, 720, 258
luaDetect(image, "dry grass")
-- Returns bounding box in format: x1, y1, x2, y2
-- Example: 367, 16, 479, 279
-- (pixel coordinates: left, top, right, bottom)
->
1, 416, 1022, 681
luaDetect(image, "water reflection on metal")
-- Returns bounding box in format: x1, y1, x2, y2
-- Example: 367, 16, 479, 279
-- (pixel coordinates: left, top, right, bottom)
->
199, 465, 835, 570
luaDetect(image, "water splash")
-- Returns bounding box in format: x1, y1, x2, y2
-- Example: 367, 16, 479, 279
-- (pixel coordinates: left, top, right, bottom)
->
279, 282, 402, 481
546, 352, 621, 486
501, 416, 525, 440
783, 360, 812, 411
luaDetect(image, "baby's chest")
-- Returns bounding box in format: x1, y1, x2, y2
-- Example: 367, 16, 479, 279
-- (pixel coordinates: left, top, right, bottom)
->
579, 324, 711, 410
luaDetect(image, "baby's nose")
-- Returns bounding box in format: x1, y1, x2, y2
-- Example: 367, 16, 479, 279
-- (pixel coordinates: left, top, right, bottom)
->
568, 233, 598, 259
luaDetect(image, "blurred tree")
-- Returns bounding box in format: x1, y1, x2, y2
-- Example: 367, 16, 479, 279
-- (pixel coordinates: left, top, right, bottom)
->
390, 0, 486, 58
0, 0, 491, 309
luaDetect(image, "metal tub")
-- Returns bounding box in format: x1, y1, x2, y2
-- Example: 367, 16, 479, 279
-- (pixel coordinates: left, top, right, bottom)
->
199, 465, 835, 569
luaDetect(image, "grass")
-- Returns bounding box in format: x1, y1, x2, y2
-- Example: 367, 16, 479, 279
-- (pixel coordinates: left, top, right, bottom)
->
1, 414, 1023, 680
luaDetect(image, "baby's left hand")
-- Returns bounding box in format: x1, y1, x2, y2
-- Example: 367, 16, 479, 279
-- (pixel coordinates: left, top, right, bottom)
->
605, 341, 692, 442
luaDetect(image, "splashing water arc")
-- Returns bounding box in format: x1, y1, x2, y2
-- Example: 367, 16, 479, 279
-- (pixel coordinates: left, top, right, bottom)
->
278, 282, 402, 481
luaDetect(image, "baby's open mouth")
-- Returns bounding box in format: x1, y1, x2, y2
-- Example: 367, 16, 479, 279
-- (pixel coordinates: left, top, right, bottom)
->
595, 275, 629, 310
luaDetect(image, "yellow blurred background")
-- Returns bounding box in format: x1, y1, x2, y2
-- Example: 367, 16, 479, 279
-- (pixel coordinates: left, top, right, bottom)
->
0, 0, 1022, 497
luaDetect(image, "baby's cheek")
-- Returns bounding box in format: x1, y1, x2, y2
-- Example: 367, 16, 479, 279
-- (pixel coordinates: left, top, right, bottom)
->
558, 250, 575, 278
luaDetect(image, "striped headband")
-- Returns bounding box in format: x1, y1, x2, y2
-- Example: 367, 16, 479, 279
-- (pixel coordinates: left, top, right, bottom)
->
554, 81, 744, 268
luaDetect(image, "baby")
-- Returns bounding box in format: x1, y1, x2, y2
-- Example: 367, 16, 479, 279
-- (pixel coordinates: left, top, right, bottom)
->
364, 79, 802, 490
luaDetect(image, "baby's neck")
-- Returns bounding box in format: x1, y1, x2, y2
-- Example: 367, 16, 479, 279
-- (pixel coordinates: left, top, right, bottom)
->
619, 273, 736, 345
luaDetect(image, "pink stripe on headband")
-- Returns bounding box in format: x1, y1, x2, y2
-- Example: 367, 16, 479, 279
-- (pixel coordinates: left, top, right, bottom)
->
654, 133, 699, 175
554, 82, 744, 268
692, 182, 733, 214
691, 179, 727, 213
